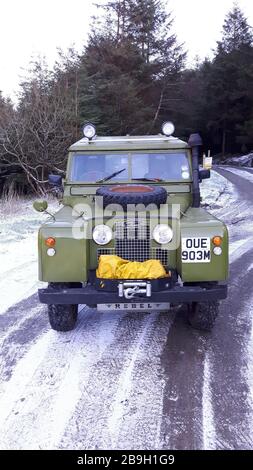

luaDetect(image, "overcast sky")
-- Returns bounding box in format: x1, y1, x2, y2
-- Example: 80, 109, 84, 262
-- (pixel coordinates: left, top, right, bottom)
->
0, 0, 252, 100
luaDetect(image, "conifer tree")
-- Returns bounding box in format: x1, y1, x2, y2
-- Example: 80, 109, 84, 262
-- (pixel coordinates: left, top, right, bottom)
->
217, 2, 253, 53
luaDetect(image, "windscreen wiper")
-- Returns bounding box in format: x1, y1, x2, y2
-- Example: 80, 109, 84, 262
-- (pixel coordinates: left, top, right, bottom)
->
96, 168, 126, 183
132, 177, 164, 182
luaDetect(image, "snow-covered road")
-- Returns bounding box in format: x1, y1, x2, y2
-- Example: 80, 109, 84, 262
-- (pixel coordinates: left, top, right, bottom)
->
0, 169, 253, 450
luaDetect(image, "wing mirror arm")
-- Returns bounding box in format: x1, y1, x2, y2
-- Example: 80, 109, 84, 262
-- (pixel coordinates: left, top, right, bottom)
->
33, 200, 55, 220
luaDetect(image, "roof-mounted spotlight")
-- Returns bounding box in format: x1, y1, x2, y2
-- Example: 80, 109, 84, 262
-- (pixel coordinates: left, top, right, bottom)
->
162, 121, 175, 137
83, 122, 96, 140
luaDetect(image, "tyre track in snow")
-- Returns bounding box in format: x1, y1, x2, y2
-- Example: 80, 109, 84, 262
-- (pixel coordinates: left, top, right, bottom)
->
159, 248, 253, 450
160, 307, 212, 449
208, 250, 253, 449
160, 168, 253, 450
0, 259, 40, 315
0, 308, 125, 449
206, 168, 253, 449
0, 299, 175, 450
58, 311, 175, 450
0, 303, 48, 381
0, 294, 43, 338
205, 168, 253, 448
107, 311, 176, 450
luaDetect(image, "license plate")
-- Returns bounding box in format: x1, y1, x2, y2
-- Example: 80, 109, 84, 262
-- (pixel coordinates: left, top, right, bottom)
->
181, 237, 211, 263
97, 302, 170, 311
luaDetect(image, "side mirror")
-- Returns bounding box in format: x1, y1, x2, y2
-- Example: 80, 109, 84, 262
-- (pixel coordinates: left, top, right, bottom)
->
33, 200, 48, 212
48, 174, 62, 187
199, 169, 210, 181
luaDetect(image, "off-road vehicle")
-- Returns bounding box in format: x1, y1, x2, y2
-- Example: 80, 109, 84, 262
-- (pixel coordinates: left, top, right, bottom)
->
34, 122, 228, 332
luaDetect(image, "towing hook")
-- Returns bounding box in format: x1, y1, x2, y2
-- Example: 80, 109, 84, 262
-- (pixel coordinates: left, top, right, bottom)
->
124, 286, 139, 299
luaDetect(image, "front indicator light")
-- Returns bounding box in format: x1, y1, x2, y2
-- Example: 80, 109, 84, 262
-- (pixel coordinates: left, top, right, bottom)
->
45, 237, 56, 247
212, 236, 222, 246
47, 248, 56, 257
213, 246, 222, 256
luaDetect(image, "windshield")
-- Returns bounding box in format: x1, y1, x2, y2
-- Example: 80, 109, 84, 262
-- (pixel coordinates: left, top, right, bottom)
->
71, 154, 129, 182
132, 153, 190, 180
70, 152, 190, 182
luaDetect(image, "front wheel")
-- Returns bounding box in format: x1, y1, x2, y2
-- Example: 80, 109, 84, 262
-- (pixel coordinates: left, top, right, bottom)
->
48, 304, 78, 331
48, 283, 79, 332
187, 301, 219, 332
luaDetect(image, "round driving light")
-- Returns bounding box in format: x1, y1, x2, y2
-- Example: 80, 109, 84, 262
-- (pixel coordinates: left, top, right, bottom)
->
153, 224, 173, 244
213, 246, 222, 256
93, 225, 112, 245
83, 122, 96, 140
47, 248, 56, 257
45, 237, 55, 247
212, 236, 222, 246
162, 121, 175, 136
182, 171, 190, 179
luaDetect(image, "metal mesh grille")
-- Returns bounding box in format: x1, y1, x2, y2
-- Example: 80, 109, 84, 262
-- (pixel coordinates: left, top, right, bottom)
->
114, 220, 150, 262
97, 223, 169, 267
97, 248, 115, 261
151, 248, 168, 266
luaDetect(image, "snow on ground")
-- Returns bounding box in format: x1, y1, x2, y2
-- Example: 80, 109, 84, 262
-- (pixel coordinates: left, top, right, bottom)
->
222, 167, 253, 184
247, 299, 253, 444
204, 169, 253, 262
0, 198, 59, 314
200, 169, 236, 209
0, 308, 175, 450
202, 351, 216, 450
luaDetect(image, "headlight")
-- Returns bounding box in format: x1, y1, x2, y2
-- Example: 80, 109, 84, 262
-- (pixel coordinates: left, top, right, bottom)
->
93, 225, 112, 245
83, 122, 96, 140
162, 121, 175, 136
153, 225, 173, 244
182, 170, 190, 179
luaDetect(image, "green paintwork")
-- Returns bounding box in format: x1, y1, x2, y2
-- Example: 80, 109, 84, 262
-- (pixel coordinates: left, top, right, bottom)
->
36, 134, 229, 285
33, 200, 48, 212
178, 208, 229, 281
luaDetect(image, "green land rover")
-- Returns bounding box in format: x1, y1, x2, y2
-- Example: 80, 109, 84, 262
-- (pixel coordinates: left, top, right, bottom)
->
34, 122, 228, 332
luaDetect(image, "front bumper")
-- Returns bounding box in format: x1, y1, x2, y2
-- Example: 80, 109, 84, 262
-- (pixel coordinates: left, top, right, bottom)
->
38, 283, 227, 305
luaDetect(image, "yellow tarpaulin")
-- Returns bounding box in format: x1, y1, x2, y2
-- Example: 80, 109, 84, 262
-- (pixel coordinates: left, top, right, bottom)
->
96, 255, 168, 279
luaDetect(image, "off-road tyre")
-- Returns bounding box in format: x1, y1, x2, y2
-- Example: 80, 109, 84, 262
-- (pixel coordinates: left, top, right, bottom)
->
187, 301, 219, 332
48, 282, 80, 332
96, 184, 167, 209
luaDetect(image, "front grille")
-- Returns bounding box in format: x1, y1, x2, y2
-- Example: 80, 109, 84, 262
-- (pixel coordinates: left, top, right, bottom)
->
97, 221, 169, 267
151, 248, 168, 266
97, 248, 115, 260
114, 220, 150, 262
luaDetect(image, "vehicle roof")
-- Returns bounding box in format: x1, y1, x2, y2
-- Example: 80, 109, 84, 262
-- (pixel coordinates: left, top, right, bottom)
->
69, 135, 189, 152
